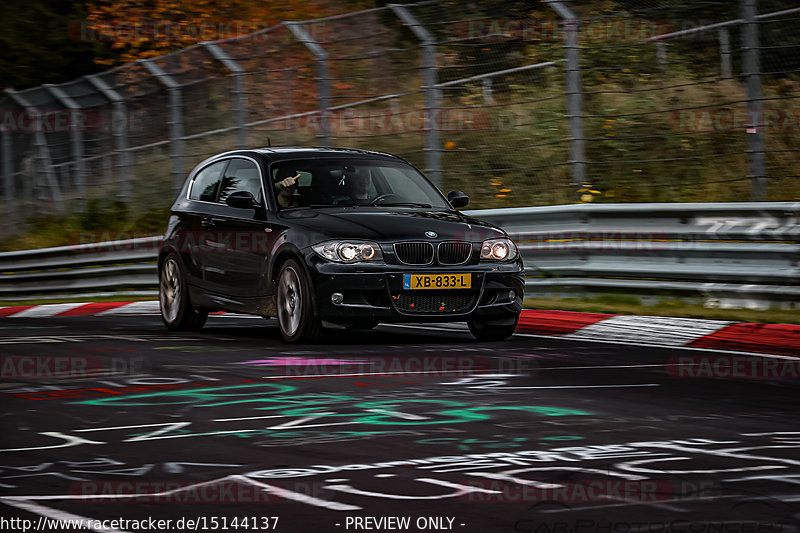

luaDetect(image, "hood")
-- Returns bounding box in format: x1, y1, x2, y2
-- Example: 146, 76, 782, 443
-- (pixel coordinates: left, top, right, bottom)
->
280, 208, 506, 243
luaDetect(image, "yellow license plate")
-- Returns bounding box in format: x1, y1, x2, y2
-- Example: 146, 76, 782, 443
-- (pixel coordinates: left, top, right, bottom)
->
403, 273, 471, 290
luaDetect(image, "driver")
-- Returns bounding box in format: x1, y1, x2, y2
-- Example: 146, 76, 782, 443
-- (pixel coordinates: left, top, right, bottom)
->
337, 167, 372, 204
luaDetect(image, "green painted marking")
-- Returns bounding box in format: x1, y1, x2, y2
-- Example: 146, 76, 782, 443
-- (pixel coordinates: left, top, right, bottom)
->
75, 382, 297, 407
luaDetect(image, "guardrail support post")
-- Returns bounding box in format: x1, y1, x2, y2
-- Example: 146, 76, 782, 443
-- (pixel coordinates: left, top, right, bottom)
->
203, 42, 247, 149
144, 61, 184, 192
546, 1, 586, 198
285, 23, 331, 147
86, 74, 130, 201
390, 5, 441, 188
43, 84, 86, 205
742, 0, 766, 201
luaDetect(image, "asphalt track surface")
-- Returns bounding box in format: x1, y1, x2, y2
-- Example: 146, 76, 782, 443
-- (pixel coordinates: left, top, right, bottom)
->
0, 315, 798, 533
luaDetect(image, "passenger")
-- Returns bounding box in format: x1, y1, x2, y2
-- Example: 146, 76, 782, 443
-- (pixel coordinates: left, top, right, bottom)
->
274, 168, 300, 208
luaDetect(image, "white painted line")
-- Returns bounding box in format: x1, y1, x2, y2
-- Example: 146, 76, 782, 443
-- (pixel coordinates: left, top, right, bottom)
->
513, 332, 800, 361
742, 432, 800, 436
232, 475, 361, 511
213, 415, 286, 422
388, 323, 800, 360
0, 497, 129, 532
10, 303, 88, 318
565, 315, 733, 346
95, 301, 161, 316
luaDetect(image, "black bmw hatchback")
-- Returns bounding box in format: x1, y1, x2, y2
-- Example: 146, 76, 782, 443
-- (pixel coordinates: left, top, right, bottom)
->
158, 147, 524, 342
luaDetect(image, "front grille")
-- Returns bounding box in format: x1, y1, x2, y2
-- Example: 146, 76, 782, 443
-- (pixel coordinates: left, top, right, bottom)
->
394, 242, 434, 265
437, 242, 471, 265
393, 291, 478, 314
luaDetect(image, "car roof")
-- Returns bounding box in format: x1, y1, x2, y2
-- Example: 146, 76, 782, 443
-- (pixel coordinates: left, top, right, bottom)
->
250, 146, 403, 162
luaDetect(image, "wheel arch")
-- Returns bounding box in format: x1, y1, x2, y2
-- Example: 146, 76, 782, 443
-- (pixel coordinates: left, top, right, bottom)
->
270, 245, 319, 317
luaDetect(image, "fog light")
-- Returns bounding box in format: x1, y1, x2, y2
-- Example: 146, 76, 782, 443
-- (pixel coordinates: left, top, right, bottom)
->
508, 290, 516, 301
331, 292, 344, 305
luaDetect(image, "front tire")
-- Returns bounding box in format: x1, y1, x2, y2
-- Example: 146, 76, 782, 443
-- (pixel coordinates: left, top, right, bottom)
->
159, 253, 208, 331
468, 314, 519, 341
276, 259, 321, 342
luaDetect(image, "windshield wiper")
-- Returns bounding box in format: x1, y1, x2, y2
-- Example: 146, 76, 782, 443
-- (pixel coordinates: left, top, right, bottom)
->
375, 202, 432, 208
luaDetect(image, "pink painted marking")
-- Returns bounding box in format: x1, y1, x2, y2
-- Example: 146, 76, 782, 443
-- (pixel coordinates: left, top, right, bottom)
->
235, 357, 373, 366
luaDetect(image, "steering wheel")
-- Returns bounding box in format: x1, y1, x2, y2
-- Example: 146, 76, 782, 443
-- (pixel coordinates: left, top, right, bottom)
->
368, 193, 402, 205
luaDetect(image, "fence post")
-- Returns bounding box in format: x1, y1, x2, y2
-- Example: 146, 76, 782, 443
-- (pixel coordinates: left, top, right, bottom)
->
742, 0, 766, 200
389, 4, 441, 188
718, 28, 732, 78
284, 23, 330, 147
43, 84, 86, 205
6, 90, 64, 212
203, 42, 247, 149
85, 74, 130, 201
546, 1, 586, 198
143, 60, 184, 192
482, 78, 494, 105
656, 42, 667, 69
1, 126, 14, 229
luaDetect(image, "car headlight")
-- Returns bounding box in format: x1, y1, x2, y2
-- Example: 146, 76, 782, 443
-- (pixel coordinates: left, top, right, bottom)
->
480, 238, 518, 261
312, 240, 384, 263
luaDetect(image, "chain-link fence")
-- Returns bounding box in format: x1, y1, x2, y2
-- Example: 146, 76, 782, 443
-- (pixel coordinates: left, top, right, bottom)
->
1, 0, 799, 239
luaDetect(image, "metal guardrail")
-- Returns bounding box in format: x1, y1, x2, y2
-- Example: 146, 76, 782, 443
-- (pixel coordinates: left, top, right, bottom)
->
0, 204, 798, 309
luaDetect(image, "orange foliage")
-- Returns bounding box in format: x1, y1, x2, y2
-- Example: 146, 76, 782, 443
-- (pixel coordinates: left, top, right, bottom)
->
84, 0, 330, 65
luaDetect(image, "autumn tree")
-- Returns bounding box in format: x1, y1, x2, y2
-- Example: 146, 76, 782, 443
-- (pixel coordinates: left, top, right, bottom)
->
82, 0, 336, 65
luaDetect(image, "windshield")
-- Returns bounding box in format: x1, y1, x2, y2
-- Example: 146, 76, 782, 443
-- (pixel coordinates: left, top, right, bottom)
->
270, 158, 450, 210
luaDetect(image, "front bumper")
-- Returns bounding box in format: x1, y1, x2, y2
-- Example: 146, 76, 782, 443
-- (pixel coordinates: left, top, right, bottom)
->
304, 250, 524, 324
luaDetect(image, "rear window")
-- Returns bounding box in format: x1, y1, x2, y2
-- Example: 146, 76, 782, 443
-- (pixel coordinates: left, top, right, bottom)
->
189, 160, 227, 202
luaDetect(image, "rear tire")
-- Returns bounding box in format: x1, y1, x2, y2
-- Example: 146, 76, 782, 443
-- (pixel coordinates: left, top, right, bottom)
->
468, 314, 519, 341
276, 259, 321, 342
159, 253, 208, 331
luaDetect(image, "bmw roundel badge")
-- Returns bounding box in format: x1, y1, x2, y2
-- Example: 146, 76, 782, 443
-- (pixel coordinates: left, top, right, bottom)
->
425, 231, 438, 238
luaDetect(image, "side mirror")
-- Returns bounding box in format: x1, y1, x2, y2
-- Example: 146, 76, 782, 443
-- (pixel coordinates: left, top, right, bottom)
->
447, 190, 469, 208
225, 190, 257, 209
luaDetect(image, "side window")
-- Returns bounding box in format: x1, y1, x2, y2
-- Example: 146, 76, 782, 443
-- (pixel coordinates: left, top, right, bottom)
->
189, 160, 227, 201
218, 158, 263, 205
